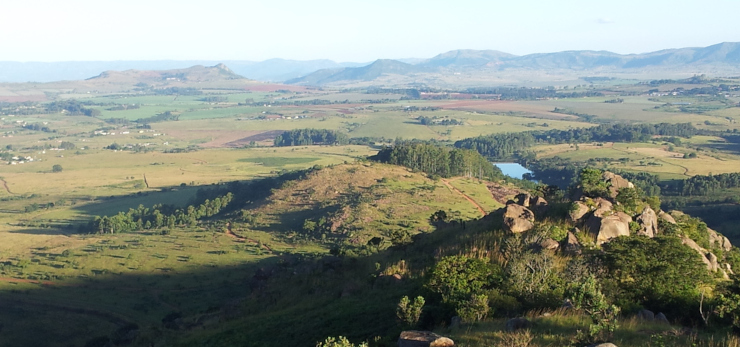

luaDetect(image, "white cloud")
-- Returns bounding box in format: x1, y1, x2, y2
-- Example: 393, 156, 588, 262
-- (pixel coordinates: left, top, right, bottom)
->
597, 17, 615, 24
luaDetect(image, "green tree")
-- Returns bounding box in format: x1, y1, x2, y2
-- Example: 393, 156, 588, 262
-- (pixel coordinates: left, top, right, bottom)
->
571, 276, 620, 344
52, 164, 63, 173
396, 296, 425, 328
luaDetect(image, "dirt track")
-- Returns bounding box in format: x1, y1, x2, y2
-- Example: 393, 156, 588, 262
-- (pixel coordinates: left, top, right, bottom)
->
441, 179, 486, 216
0, 177, 13, 194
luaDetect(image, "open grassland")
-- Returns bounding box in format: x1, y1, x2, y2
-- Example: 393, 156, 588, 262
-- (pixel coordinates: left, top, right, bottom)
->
0, 146, 373, 233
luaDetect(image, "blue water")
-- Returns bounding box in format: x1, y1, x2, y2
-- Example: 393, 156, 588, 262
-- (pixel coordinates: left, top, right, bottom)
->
493, 163, 533, 180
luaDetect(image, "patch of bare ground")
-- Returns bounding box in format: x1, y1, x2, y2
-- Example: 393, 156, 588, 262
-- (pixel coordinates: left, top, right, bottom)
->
487, 182, 525, 204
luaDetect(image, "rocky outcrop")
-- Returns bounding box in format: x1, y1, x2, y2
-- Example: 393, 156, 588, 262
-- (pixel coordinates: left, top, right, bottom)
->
635, 206, 658, 238
708, 228, 733, 252
603, 171, 634, 199
681, 237, 722, 273
503, 203, 535, 233
588, 212, 632, 245
516, 193, 548, 214
398, 331, 454, 347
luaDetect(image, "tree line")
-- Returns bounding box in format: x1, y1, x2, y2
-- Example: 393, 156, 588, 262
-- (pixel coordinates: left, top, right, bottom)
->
370, 142, 503, 180
87, 193, 233, 233
274, 129, 350, 146
455, 123, 698, 159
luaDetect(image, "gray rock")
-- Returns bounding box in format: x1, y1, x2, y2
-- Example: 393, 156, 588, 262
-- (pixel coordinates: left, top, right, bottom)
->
603, 171, 634, 199
681, 237, 719, 272
515, 193, 533, 207
637, 309, 655, 321
398, 330, 455, 347
540, 238, 560, 251
588, 343, 618, 347
658, 210, 676, 224
570, 201, 590, 222
708, 228, 733, 252
562, 231, 582, 255
592, 198, 614, 218
505, 317, 532, 331
635, 206, 658, 238
503, 203, 535, 233
655, 312, 669, 325
589, 212, 631, 245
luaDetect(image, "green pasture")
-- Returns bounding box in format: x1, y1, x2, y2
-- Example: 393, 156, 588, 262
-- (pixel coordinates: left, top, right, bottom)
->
447, 177, 505, 213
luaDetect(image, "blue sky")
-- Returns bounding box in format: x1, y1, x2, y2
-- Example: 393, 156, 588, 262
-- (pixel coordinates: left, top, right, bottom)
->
2, 0, 739, 62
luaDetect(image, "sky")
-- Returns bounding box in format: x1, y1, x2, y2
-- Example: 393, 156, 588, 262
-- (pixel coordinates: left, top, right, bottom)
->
2, 0, 739, 62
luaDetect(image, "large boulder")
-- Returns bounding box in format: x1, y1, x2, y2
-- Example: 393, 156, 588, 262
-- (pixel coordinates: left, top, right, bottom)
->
635, 206, 658, 238
655, 313, 669, 325
515, 193, 533, 207
516, 193, 549, 214
503, 203, 535, 233
603, 171, 634, 199
637, 309, 655, 321
569, 201, 590, 222
539, 238, 560, 251
398, 331, 454, 347
658, 210, 676, 224
592, 198, 614, 218
589, 212, 632, 245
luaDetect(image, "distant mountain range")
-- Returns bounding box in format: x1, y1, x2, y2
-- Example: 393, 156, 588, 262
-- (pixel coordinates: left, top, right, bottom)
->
287, 42, 740, 86
2, 42, 739, 85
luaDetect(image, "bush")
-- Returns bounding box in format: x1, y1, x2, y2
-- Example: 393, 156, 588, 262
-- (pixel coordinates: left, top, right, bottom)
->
316, 336, 367, 347
396, 296, 425, 328
52, 164, 63, 172
427, 256, 500, 305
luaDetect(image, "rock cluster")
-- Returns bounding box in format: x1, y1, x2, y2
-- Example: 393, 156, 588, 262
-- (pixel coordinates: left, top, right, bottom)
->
398, 331, 454, 347
567, 171, 734, 278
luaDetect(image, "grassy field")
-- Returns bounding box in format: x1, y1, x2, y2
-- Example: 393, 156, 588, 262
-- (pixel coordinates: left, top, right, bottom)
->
532, 140, 740, 179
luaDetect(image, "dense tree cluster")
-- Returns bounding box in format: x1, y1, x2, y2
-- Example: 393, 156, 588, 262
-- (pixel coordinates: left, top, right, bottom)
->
46, 100, 101, 117
274, 129, 350, 146
87, 193, 233, 233
370, 142, 503, 180
22, 123, 55, 133
135, 111, 179, 123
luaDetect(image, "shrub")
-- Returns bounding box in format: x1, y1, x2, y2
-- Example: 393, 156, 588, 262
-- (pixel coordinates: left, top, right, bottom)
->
396, 296, 425, 328
316, 336, 367, 347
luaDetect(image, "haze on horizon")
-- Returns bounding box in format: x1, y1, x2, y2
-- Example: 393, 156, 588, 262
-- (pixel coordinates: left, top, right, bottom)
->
2, 0, 739, 63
